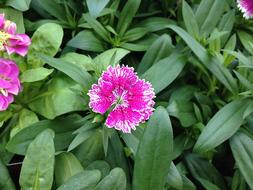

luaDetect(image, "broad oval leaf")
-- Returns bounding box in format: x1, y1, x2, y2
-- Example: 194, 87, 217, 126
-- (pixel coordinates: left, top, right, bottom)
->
27, 23, 63, 67
86, 161, 111, 179
6, 115, 85, 155
0, 158, 15, 190
6, 0, 31, 11
19, 129, 55, 190
56, 170, 101, 190
194, 99, 249, 153
94, 168, 127, 190
28, 76, 86, 119
55, 152, 84, 187
20, 67, 54, 83
133, 106, 173, 190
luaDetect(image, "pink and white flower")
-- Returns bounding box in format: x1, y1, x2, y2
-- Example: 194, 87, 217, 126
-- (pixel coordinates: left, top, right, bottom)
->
238, 0, 253, 19
0, 14, 31, 56
0, 58, 21, 111
88, 65, 155, 133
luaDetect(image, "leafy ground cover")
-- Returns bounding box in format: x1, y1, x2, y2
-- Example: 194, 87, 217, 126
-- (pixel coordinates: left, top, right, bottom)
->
1, 0, 253, 189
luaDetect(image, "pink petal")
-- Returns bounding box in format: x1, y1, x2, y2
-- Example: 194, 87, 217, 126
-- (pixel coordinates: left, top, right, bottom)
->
88, 65, 155, 133
0, 94, 13, 111
238, 0, 253, 19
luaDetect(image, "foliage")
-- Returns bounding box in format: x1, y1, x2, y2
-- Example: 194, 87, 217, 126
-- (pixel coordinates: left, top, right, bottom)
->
1, 0, 253, 189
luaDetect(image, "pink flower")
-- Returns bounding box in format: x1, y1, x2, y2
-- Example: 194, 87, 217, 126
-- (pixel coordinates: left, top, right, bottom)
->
0, 14, 31, 56
88, 65, 155, 133
0, 58, 21, 111
238, 0, 253, 19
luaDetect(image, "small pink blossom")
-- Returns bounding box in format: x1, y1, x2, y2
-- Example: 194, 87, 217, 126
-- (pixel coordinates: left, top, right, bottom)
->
88, 65, 155, 133
238, 0, 253, 19
0, 58, 21, 111
0, 14, 31, 56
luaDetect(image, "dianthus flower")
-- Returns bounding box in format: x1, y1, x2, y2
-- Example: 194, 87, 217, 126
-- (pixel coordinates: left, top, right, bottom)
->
238, 0, 253, 19
88, 65, 155, 133
0, 58, 21, 111
0, 13, 31, 56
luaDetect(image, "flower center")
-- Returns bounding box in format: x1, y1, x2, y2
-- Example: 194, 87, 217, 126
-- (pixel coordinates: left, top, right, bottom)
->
112, 90, 128, 108
0, 88, 8, 97
0, 74, 10, 81
0, 30, 10, 50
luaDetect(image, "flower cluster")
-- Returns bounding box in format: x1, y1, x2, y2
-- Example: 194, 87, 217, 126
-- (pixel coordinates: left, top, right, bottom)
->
238, 0, 253, 19
0, 58, 21, 111
88, 65, 155, 133
0, 14, 30, 111
0, 14, 31, 56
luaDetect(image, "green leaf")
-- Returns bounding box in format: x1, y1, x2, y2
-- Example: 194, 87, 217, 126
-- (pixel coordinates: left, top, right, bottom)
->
86, 161, 111, 178
10, 109, 38, 138
137, 17, 175, 32
116, 0, 141, 36
39, 55, 93, 88
238, 31, 253, 56
166, 163, 183, 190
94, 168, 127, 190
83, 14, 110, 42
20, 67, 54, 83
60, 53, 93, 71
68, 127, 96, 152
74, 130, 104, 167
194, 99, 249, 153
67, 30, 105, 52
86, 0, 110, 17
230, 131, 253, 189
55, 152, 84, 187
6, 115, 85, 155
28, 75, 86, 119
122, 27, 148, 42
231, 170, 247, 190
185, 154, 226, 189
31, 0, 67, 21
168, 25, 237, 94
141, 53, 186, 94
105, 132, 130, 181
0, 158, 15, 190
137, 34, 173, 74
197, 178, 220, 190
93, 48, 130, 71
27, 23, 63, 67
19, 129, 55, 190
0, 8, 25, 33
218, 10, 235, 46
182, 0, 199, 38
56, 170, 101, 190
168, 100, 197, 127
196, 0, 226, 35
120, 129, 141, 156
120, 34, 158, 51
6, 0, 31, 11
133, 106, 173, 190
